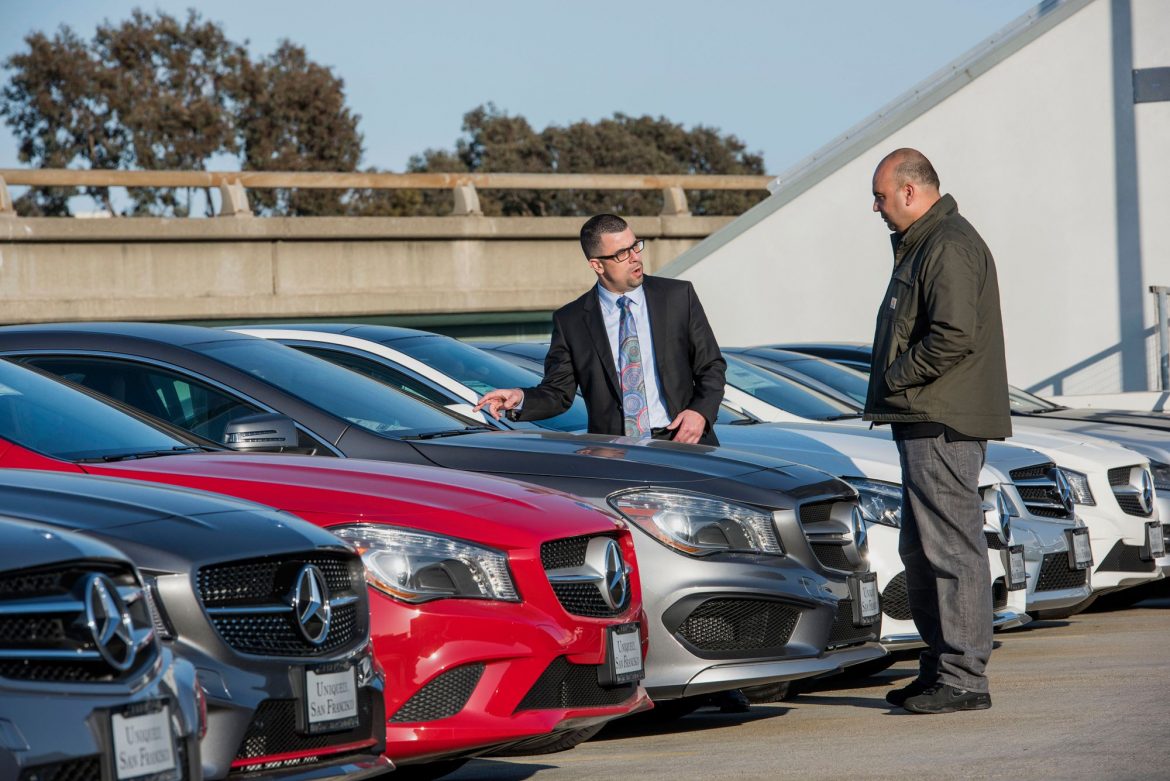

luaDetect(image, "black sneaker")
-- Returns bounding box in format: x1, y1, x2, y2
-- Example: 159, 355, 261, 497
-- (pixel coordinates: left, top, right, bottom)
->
902, 683, 991, 714
884, 678, 934, 707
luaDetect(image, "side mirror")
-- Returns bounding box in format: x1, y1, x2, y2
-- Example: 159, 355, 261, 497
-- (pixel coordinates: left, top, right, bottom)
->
223, 413, 299, 452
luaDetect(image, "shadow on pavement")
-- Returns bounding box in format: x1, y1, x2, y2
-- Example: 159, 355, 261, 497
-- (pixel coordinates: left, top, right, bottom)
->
446, 759, 556, 780
595, 705, 791, 741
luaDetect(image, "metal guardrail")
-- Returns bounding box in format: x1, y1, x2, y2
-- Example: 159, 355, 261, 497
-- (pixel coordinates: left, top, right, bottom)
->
0, 169, 774, 218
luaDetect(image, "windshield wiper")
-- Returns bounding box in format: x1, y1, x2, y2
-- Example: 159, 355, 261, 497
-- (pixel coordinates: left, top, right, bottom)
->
405, 426, 495, 440
85, 445, 213, 463
824, 413, 864, 421
727, 418, 761, 425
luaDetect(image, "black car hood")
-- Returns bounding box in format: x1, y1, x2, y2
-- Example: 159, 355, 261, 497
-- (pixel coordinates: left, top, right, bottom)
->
0, 470, 349, 573
0, 516, 130, 573
410, 429, 844, 496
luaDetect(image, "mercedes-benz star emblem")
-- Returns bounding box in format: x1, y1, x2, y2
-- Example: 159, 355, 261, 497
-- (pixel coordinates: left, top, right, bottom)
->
602, 539, 630, 611
85, 573, 137, 671
291, 565, 332, 645
1050, 468, 1075, 517
1138, 469, 1154, 516
850, 506, 869, 555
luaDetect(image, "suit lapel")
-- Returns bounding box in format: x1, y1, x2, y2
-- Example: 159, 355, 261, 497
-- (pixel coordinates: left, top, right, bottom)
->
642, 277, 673, 410
582, 288, 621, 397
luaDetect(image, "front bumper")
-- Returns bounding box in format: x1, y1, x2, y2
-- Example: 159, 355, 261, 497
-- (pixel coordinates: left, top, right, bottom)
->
1013, 517, 1094, 613
373, 591, 650, 767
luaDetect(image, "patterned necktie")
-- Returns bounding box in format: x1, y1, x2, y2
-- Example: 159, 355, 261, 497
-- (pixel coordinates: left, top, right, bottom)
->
617, 296, 650, 438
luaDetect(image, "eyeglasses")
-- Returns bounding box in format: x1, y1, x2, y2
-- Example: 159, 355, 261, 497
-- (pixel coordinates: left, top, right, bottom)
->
593, 239, 645, 263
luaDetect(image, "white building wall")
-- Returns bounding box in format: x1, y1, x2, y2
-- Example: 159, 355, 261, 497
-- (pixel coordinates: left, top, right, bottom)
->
671, 0, 1167, 396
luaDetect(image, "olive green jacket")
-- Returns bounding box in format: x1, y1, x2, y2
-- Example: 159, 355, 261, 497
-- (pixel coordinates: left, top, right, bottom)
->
863, 194, 1012, 440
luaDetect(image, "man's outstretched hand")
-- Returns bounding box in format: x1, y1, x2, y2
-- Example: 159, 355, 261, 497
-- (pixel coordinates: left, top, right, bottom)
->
666, 409, 707, 444
474, 388, 524, 420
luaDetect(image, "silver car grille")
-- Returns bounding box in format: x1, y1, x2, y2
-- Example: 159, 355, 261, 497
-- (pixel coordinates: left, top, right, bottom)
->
0, 561, 157, 682
798, 500, 865, 573
197, 553, 365, 657
540, 534, 629, 618
1107, 466, 1155, 517
1009, 463, 1075, 519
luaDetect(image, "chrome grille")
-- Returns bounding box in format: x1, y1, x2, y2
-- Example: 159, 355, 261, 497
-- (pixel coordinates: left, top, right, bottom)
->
1106, 466, 1154, 517
540, 534, 626, 618
198, 553, 365, 657
1009, 463, 1074, 519
0, 561, 157, 683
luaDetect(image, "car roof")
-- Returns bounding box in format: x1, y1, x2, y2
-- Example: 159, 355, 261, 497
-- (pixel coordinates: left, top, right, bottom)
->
239, 323, 435, 343
0, 321, 253, 347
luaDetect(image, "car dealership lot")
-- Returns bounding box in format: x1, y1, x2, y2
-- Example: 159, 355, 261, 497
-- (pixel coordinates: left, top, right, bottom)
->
450, 595, 1170, 780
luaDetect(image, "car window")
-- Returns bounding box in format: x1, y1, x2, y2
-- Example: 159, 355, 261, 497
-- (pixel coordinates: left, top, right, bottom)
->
293, 345, 454, 407
0, 359, 191, 461
724, 356, 857, 420
190, 338, 468, 437
21, 356, 327, 453
785, 359, 869, 405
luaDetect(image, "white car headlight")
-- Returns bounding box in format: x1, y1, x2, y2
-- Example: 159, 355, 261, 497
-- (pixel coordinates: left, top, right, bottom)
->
843, 478, 902, 528
1149, 460, 1170, 492
1058, 468, 1095, 505
332, 524, 519, 603
607, 490, 783, 556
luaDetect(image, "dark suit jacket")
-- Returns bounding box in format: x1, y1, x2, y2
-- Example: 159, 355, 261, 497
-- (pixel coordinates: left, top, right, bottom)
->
517, 276, 726, 444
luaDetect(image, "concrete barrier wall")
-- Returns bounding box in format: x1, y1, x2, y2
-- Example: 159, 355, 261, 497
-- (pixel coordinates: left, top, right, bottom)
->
0, 215, 732, 323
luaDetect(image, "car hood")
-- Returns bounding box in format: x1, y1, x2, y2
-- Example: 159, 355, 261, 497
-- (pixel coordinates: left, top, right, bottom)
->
1007, 424, 1147, 471
0, 469, 347, 574
1009, 415, 1170, 464
1021, 408, 1170, 433
410, 428, 802, 481
88, 452, 626, 546
0, 516, 131, 573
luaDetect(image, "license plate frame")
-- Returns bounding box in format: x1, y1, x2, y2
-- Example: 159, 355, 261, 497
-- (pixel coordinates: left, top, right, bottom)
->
1141, 521, 1165, 560
302, 662, 360, 735
598, 622, 644, 688
107, 700, 180, 781
1065, 527, 1093, 570
848, 572, 880, 626
1005, 545, 1027, 591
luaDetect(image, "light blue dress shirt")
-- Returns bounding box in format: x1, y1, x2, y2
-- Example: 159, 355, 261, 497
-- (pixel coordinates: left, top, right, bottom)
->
595, 283, 672, 429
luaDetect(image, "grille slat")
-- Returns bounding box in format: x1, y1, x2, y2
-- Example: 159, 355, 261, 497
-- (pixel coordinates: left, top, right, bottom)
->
677, 598, 799, 653
1009, 463, 1074, 520
810, 542, 852, 571
985, 531, 1008, 551
1035, 552, 1089, 591
540, 537, 589, 570
827, 598, 875, 647
390, 663, 484, 723
880, 572, 913, 621
992, 578, 1008, 610
1097, 541, 1157, 573
515, 657, 635, 712
19, 757, 102, 781
540, 535, 625, 618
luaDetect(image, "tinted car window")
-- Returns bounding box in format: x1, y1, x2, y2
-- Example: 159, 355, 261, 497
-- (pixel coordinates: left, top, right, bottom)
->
294, 345, 454, 407
389, 335, 589, 433
191, 338, 467, 436
0, 359, 190, 460
724, 356, 857, 420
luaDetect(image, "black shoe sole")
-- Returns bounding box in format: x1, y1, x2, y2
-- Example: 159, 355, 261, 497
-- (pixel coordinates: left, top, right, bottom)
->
903, 697, 992, 714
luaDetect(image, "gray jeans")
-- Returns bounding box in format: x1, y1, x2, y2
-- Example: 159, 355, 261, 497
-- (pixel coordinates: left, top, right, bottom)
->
896, 435, 993, 693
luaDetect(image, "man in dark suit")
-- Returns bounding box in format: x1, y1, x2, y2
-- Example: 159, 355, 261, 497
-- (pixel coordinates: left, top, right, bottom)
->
475, 213, 726, 445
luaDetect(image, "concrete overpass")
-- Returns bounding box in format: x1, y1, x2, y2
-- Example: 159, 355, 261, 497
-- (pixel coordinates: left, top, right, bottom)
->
0, 170, 761, 334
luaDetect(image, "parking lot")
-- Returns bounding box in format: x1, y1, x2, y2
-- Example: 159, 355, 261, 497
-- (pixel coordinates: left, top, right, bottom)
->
451, 594, 1170, 780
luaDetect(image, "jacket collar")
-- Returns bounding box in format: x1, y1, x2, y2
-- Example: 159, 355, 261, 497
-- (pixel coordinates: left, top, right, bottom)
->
891, 193, 958, 263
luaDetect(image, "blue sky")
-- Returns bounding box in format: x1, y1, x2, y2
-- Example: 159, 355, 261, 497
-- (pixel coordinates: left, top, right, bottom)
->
1, 1, 1038, 175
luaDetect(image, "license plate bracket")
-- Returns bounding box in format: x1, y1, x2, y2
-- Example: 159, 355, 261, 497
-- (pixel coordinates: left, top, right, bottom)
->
598, 622, 643, 688
848, 572, 880, 626
1005, 545, 1027, 591
107, 700, 180, 781
1141, 521, 1165, 560
1065, 527, 1093, 570
302, 662, 359, 735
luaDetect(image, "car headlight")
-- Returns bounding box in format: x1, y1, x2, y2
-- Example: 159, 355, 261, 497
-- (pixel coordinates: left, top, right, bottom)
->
331, 524, 519, 603
1058, 468, 1095, 505
1149, 460, 1170, 492
843, 478, 902, 528
607, 490, 783, 556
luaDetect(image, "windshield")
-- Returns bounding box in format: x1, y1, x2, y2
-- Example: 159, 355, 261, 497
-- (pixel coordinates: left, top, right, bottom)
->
724, 356, 859, 420
389, 335, 589, 432
775, 357, 869, 405
0, 360, 190, 460
1009, 385, 1062, 412
193, 338, 470, 437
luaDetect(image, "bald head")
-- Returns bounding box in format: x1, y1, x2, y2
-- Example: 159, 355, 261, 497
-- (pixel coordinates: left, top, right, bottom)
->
872, 148, 941, 233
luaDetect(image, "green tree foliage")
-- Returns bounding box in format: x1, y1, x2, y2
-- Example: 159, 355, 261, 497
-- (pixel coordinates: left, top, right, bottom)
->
229, 42, 363, 216
370, 104, 768, 217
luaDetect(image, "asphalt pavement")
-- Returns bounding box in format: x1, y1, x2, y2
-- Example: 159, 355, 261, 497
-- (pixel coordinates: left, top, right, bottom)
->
448, 594, 1170, 780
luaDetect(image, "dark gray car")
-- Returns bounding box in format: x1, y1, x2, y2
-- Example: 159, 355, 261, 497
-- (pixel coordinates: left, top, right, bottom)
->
0, 322, 885, 703
0, 469, 389, 780
0, 516, 202, 781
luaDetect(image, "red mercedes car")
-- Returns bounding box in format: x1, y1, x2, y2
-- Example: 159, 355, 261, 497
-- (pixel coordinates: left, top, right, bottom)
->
0, 359, 650, 774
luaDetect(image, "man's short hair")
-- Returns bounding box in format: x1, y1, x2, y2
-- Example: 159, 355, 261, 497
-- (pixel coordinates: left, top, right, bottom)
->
886, 148, 940, 191
580, 214, 629, 258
